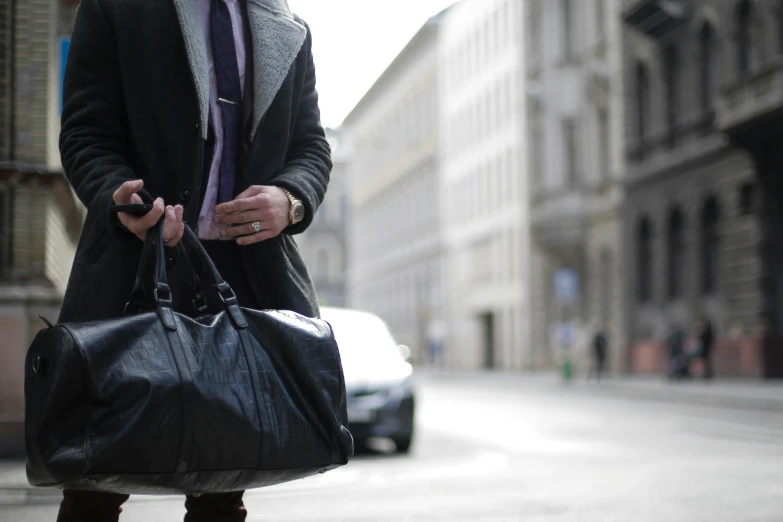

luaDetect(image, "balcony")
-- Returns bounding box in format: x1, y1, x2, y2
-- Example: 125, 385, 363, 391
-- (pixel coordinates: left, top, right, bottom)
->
716, 59, 783, 143
530, 190, 586, 252
622, 0, 691, 39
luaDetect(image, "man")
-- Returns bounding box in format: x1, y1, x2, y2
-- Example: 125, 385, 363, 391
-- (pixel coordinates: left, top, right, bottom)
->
57, 0, 330, 520
591, 327, 608, 382
697, 315, 715, 380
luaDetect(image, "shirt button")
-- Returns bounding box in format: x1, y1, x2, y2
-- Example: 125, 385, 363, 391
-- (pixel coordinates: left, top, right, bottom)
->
180, 190, 191, 203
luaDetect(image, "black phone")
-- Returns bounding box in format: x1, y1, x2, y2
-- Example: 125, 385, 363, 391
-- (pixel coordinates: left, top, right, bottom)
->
111, 204, 154, 216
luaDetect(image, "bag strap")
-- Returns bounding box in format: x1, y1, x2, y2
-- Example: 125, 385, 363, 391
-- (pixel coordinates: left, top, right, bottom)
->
124, 222, 247, 330
180, 226, 248, 329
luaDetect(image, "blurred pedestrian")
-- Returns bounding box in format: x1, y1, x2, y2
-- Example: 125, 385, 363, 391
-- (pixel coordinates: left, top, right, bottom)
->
57, 0, 329, 520
696, 315, 716, 380
590, 327, 608, 382
426, 318, 446, 368
667, 322, 690, 380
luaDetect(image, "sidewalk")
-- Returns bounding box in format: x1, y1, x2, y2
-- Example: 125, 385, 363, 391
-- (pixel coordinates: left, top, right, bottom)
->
420, 370, 783, 412
0, 459, 28, 489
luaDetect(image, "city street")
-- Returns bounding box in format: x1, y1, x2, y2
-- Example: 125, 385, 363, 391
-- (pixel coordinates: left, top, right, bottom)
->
2, 374, 782, 522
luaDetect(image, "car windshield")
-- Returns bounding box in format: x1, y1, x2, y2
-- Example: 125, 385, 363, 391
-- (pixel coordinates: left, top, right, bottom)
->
323, 311, 402, 363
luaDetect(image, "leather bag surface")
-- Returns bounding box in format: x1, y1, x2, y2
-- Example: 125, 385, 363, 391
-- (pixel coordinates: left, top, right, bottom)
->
24, 224, 353, 494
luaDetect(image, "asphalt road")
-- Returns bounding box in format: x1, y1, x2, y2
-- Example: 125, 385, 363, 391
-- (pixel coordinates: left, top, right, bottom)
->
3, 375, 782, 522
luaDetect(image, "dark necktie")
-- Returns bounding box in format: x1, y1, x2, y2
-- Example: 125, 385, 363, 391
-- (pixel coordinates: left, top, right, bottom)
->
210, 0, 242, 204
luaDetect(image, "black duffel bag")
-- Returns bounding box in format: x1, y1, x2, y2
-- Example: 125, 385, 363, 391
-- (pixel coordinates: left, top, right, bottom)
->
24, 222, 353, 494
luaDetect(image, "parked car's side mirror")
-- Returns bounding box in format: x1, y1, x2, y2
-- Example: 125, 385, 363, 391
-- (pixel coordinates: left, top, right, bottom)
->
398, 344, 411, 362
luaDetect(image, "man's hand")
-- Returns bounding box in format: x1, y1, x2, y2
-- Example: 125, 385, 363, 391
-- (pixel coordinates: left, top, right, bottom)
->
214, 185, 291, 245
112, 180, 184, 246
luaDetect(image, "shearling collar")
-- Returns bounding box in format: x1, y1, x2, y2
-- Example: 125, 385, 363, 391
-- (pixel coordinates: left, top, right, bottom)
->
172, 0, 306, 141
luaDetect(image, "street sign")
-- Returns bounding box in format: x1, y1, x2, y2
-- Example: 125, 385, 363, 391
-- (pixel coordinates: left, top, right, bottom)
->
554, 268, 579, 304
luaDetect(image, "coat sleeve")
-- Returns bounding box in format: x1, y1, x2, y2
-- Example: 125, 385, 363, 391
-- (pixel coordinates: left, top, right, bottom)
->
270, 20, 332, 235
59, 0, 148, 237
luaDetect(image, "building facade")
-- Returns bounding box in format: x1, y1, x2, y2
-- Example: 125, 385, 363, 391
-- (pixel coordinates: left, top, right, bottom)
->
622, 0, 783, 378
438, 0, 531, 370
0, 0, 82, 455
524, 0, 627, 372
343, 13, 445, 364
295, 128, 349, 308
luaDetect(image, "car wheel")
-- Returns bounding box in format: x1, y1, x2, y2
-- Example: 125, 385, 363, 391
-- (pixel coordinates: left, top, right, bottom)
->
393, 435, 413, 453
352, 438, 369, 454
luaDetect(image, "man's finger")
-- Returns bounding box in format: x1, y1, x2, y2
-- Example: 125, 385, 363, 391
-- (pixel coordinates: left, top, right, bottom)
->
162, 206, 177, 242
136, 198, 165, 230
112, 179, 144, 204
214, 209, 263, 225
220, 221, 263, 239
163, 206, 185, 246
130, 193, 143, 204
215, 196, 261, 216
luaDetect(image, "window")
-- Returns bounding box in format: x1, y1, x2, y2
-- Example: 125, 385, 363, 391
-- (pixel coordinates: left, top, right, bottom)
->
316, 249, 329, 280
596, 0, 606, 43
0, 187, 12, 279
340, 195, 347, 222
637, 218, 652, 303
562, 0, 576, 59
529, 0, 542, 65
598, 108, 610, 181
667, 208, 685, 300
737, 0, 753, 73
699, 23, 716, 112
663, 44, 680, 146
599, 249, 613, 323
635, 62, 650, 144
701, 198, 720, 295
532, 126, 546, 193
563, 118, 580, 187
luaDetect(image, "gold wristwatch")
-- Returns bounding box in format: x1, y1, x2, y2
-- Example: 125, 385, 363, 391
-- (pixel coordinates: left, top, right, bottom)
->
282, 188, 305, 226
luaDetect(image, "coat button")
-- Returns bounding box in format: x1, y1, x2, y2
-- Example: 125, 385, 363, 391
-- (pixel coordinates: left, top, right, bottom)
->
180, 190, 191, 204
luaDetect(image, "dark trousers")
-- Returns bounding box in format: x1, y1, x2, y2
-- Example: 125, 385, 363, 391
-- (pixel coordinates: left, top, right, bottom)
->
57, 241, 264, 522
702, 352, 714, 380
57, 490, 246, 522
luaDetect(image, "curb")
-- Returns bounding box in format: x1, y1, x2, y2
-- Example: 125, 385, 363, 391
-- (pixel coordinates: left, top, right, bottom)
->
418, 371, 783, 412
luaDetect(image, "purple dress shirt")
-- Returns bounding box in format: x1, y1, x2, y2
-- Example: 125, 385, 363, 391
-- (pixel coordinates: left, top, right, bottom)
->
195, 0, 247, 240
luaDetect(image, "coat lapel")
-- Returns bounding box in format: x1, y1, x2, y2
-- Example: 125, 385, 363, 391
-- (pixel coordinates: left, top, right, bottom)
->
172, 0, 306, 142
245, 0, 307, 141
172, 0, 210, 139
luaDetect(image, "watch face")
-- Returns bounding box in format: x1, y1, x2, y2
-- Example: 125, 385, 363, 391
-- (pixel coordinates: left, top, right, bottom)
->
293, 203, 305, 222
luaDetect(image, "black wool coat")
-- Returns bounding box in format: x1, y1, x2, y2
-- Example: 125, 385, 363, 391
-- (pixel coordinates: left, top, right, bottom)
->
58, 0, 330, 322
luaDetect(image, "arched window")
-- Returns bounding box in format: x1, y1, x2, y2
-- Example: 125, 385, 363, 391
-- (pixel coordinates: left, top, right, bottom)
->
637, 217, 652, 303
663, 44, 680, 146
599, 249, 613, 323
699, 23, 716, 112
701, 198, 721, 295
635, 62, 649, 144
737, 0, 753, 73
667, 207, 685, 300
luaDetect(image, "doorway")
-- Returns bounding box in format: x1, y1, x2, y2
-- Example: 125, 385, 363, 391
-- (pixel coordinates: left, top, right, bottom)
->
480, 312, 496, 369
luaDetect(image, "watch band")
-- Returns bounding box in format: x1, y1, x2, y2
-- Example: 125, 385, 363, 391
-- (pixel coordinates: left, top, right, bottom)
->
282, 188, 304, 225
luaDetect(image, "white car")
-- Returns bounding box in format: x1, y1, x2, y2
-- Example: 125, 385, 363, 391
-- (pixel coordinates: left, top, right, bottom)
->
321, 307, 415, 453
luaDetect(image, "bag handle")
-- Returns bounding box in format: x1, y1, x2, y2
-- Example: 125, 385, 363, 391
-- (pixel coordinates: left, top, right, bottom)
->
125, 238, 208, 318
124, 221, 248, 330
